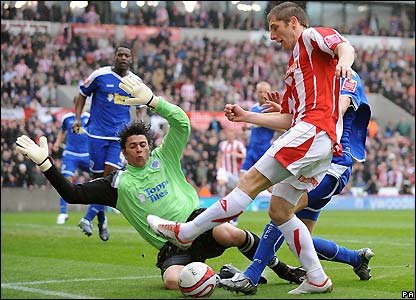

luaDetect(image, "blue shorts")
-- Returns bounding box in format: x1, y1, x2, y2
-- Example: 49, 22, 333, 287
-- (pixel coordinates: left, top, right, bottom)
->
88, 137, 124, 173
61, 152, 90, 177
241, 149, 267, 172
296, 164, 352, 221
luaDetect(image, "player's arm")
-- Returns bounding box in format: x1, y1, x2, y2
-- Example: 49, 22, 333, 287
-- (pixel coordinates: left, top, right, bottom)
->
15, 135, 118, 207
73, 94, 86, 133
53, 130, 66, 152
118, 77, 190, 161
334, 42, 355, 79
225, 104, 292, 131
340, 94, 352, 116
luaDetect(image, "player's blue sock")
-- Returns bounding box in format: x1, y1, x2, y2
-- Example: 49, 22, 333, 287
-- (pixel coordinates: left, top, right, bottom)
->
313, 237, 360, 267
84, 204, 104, 222
244, 221, 285, 285
59, 198, 67, 214
97, 209, 106, 224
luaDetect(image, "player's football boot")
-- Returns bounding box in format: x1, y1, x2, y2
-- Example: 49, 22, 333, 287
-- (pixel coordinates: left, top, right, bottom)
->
146, 215, 192, 249
98, 219, 110, 242
56, 213, 68, 225
78, 218, 93, 237
288, 277, 333, 295
219, 272, 258, 295
353, 248, 375, 280
219, 264, 268, 284
268, 257, 306, 284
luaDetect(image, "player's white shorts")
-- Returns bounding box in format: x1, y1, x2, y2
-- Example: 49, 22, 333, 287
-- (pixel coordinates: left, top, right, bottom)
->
216, 168, 239, 187
254, 121, 333, 204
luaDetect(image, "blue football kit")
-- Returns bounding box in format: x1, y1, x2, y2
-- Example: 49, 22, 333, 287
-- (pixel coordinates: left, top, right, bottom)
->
59, 112, 90, 214
80, 66, 142, 173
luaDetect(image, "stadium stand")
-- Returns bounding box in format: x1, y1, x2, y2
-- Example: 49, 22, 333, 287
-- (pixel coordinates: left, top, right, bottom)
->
1, 2, 414, 197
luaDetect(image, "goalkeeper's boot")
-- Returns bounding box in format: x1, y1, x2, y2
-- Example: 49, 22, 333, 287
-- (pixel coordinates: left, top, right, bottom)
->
219, 264, 268, 284
56, 213, 68, 225
353, 248, 375, 280
269, 257, 306, 284
147, 215, 192, 249
219, 272, 257, 295
98, 219, 110, 242
288, 277, 333, 295
78, 218, 93, 237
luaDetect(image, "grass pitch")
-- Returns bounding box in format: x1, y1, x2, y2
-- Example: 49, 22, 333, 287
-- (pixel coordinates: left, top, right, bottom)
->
1, 210, 414, 299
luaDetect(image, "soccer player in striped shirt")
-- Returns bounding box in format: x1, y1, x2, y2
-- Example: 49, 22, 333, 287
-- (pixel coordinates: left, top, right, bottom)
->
147, 1, 356, 294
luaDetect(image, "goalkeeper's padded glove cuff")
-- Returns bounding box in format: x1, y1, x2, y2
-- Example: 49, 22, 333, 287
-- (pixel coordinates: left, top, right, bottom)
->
38, 156, 53, 172
146, 94, 155, 109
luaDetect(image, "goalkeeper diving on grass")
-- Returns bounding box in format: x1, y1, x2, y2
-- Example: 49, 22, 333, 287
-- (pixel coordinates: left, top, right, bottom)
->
15, 77, 305, 290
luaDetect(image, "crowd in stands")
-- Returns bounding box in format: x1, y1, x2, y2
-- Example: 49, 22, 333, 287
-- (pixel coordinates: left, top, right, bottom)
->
1, 2, 414, 38
1, 29, 414, 114
2, 111, 414, 196
1, 17, 415, 196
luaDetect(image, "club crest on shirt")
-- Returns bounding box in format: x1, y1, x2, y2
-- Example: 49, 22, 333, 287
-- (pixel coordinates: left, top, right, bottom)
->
150, 160, 160, 170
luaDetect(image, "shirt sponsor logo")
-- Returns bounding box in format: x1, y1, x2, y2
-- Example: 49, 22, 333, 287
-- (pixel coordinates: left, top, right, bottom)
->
106, 84, 115, 87
144, 180, 169, 202
285, 59, 299, 78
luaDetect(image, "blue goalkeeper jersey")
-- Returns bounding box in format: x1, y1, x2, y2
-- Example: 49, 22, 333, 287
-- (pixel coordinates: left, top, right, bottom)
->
61, 112, 89, 154
80, 66, 142, 139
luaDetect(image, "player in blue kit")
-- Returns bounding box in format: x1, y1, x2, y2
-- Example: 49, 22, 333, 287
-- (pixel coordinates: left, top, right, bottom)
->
53, 104, 90, 225
72, 44, 142, 241
220, 70, 375, 295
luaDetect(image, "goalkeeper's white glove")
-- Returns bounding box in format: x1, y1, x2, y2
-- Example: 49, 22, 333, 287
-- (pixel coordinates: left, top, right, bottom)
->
16, 135, 52, 172
119, 76, 159, 108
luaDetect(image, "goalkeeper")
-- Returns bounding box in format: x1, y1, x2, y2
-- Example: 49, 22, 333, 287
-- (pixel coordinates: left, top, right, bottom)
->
15, 77, 305, 290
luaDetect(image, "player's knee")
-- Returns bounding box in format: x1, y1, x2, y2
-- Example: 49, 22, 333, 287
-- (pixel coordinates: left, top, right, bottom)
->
163, 272, 180, 290
163, 277, 179, 290
212, 224, 245, 247
268, 204, 293, 224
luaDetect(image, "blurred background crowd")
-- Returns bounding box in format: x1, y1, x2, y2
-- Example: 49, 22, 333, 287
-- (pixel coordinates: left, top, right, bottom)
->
1, 1, 415, 197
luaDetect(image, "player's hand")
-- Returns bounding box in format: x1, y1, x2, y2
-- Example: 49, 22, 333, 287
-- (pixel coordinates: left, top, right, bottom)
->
262, 91, 282, 113
72, 120, 82, 133
224, 104, 248, 122
16, 135, 52, 172
335, 64, 352, 79
119, 76, 155, 106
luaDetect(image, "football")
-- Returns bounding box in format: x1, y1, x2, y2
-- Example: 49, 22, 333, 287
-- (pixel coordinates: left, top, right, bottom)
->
178, 262, 217, 298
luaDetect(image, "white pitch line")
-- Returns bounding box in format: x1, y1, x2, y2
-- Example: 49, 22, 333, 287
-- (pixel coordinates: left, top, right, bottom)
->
1, 284, 101, 299
2, 275, 160, 286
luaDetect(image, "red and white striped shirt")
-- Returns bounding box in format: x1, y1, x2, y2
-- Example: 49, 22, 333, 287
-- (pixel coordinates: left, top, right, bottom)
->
218, 139, 246, 176
281, 27, 348, 146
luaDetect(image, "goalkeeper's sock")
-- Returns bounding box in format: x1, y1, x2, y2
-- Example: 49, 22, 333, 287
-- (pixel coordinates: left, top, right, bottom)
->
97, 210, 106, 225
313, 237, 359, 267
84, 204, 104, 222
238, 230, 260, 261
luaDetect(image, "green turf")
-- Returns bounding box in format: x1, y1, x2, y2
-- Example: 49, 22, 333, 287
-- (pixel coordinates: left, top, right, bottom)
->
1, 210, 415, 299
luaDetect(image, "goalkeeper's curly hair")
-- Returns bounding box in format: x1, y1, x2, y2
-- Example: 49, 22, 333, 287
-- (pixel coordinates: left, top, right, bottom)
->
119, 121, 154, 150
